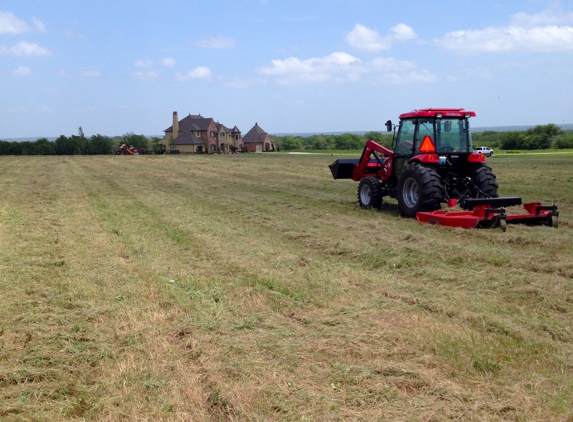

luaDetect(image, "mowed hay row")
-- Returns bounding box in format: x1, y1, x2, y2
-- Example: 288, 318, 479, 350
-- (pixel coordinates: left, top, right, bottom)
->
0, 154, 572, 421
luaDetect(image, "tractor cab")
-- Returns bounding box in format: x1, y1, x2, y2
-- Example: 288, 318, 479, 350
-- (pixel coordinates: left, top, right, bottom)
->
387, 108, 480, 180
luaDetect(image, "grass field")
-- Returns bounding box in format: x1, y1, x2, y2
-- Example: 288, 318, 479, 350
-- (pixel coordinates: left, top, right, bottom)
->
1, 153, 572, 421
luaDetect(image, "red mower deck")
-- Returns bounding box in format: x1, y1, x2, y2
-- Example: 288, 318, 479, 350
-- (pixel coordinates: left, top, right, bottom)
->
416, 202, 559, 231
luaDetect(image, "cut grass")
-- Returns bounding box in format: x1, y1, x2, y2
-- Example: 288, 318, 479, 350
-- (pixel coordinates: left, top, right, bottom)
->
0, 153, 572, 421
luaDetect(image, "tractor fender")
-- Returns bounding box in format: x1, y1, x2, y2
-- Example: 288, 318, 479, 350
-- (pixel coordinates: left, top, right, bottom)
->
408, 154, 439, 164
467, 153, 486, 163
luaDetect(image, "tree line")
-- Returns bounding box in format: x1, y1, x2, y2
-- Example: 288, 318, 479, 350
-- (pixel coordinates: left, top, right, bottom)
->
2, 124, 572, 155
472, 124, 573, 150
273, 124, 573, 151
0, 127, 162, 155
274, 131, 394, 151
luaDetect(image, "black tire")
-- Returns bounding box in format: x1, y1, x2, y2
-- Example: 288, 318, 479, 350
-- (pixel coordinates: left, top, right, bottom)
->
470, 163, 498, 198
357, 177, 383, 209
397, 163, 444, 218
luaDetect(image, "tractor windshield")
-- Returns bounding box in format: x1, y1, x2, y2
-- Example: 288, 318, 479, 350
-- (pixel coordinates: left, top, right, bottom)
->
437, 118, 472, 153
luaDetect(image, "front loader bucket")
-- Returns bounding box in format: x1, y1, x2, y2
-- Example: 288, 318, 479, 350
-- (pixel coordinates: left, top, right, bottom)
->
329, 159, 358, 180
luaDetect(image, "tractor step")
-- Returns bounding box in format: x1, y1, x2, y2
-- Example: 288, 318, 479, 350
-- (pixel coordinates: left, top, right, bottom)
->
416, 202, 558, 231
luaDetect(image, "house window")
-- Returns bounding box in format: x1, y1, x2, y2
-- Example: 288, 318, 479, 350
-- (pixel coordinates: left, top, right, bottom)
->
197, 145, 203, 153
210, 131, 215, 137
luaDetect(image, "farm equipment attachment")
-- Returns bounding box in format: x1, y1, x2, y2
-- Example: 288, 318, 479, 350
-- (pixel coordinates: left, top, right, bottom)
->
116, 144, 145, 155
329, 108, 558, 231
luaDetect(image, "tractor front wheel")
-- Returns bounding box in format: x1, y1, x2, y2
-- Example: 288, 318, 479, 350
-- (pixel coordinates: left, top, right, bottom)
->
397, 163, 444, 218
358, 177, 383, 209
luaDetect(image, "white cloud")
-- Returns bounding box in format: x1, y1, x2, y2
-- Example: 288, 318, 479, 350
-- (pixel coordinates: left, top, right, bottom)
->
0, 41, 51, 57
80, 68, 101, 78
32, 18, 46, 32
131, 71, 159, 81
0, 11, 30, 34
175, 67, 212, 81
258, 52, 434, 86
65, 29, 86, 40
219, 77, 267, 89
435, 9, 573, 53
134, 59, 153, 68
190, 36, 236, 49
0, 12, 46, 34
346, 23, 417, 52
161, 57, 176, 68
510, 9, 573, 27
258, 52, 363, 85
14, 66, 32, 76
373, 70, 437, 86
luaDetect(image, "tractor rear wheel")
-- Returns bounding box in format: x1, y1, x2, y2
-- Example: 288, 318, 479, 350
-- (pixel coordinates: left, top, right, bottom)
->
397, 163, 444, 218
358, 177, 383, 209
470, 163, 498, 197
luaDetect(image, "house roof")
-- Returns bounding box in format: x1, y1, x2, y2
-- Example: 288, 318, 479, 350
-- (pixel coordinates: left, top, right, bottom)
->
216, 122, 241, 135
172, 129, 204, 145
164, 113, 214, 132
215, 122, 231, 133
243, 123, 273, 144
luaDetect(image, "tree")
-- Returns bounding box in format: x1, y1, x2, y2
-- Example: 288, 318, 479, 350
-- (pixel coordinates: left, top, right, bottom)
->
33, 138, 56, 155
151, 136, 164, 154
364, 131, 393, 148
335, 133, 363, 150
87, 134, 114, 155
279, 136, 303, 150
76, 126, 87, 154
311, 135, 330, 150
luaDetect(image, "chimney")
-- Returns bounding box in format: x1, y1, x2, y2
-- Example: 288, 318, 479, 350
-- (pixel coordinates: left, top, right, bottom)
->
172, 111, 179, 140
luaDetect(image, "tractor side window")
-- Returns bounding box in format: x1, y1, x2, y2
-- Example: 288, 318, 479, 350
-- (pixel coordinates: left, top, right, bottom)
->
395, 119, 415, 155
414, 118, 434, 154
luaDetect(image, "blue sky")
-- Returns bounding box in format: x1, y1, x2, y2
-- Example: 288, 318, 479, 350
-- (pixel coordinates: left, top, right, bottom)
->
1, 0, 573, 138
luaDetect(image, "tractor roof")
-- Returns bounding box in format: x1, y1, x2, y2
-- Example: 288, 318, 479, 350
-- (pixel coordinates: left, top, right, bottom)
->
399, 108, 476, 119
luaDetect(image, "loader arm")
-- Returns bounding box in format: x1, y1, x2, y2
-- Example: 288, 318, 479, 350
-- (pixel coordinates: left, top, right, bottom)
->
352, 140, 395, 181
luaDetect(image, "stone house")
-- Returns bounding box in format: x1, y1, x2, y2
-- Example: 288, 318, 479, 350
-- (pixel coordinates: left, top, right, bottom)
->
215, 122, 242, 153
159, 112, 243, 154
242, 123, 275, 152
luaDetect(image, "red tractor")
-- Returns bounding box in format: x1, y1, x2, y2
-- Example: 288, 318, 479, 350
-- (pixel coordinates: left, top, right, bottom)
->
330, 108, 558, 230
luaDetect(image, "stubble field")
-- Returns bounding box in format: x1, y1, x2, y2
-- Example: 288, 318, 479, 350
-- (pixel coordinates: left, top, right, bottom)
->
1, 152, 572, 421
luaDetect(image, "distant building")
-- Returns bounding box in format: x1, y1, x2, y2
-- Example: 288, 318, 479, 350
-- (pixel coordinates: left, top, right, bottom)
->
215, 122, 242, 153
159, 112, 242, 154
242, 123, 276, 152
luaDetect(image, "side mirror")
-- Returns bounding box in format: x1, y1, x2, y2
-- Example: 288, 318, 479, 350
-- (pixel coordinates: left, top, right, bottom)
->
385, 120, 393, 132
